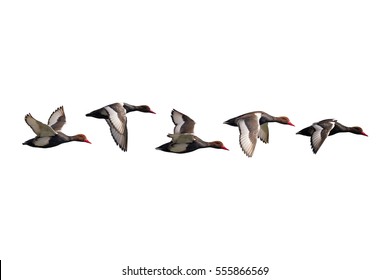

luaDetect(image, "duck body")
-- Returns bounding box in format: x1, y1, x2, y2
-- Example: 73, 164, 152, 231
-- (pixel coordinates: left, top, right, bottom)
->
23, 132, 89, 148
86, 102, 155, 151
156, 133, 227, 153
224, 111, 294, 157
156, 109, 228, 154
23, 106, 91, 148
296, 119, 368, 154
224, 111, 290, 127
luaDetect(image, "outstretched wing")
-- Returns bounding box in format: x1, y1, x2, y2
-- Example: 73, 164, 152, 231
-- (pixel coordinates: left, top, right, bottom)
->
25, 113, 57, 137
237, 115, 260, 157
48, 106, 66, 131
310, 120, 336, 154
171, 109, 195, 134
105, 105, 128, 151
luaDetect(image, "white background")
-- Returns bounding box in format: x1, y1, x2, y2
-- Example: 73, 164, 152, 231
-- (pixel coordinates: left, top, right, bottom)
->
1, 1, 389, 279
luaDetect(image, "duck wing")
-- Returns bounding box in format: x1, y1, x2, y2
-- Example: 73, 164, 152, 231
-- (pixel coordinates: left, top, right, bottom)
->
237, 115, 260, 157
48, 106, 66, 131
171, 109, 195, 134
25, 113, 57, 137
105, 105, 128, 151
310, 119, 336, 154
